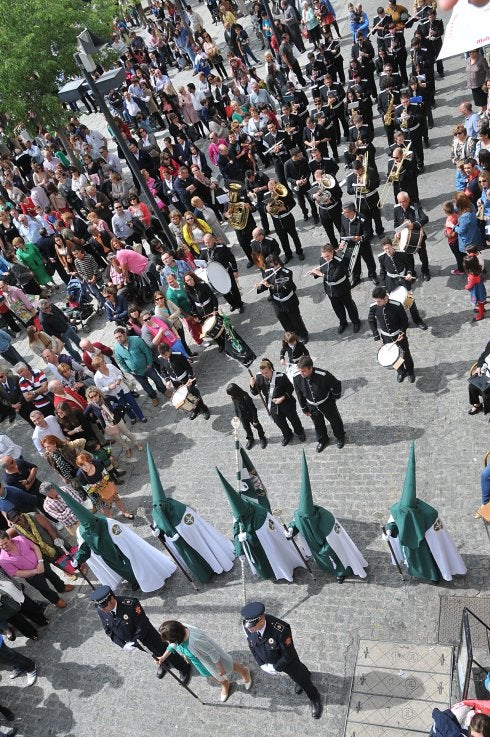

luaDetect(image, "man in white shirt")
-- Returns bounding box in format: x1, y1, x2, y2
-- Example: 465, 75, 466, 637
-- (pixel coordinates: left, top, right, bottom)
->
30, 411, 65, 455
80, 125, 106, 156
12, 214, 45, 244
100, 147, 123, 175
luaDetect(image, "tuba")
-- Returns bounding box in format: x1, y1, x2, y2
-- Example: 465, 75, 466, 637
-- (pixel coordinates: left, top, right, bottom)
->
315, 175, 336, 204
226, 182, 249, 230
265, 183, 288, 216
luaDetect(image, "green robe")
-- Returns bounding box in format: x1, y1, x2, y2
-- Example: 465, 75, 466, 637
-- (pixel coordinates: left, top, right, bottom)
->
75, 516, 138, 586
291, 506, 348, 577
16, 242, 51, 286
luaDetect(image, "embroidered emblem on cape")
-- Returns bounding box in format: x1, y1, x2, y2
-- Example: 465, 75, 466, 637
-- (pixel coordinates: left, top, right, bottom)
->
112, 524, 122, 535
183, 513, 194, 525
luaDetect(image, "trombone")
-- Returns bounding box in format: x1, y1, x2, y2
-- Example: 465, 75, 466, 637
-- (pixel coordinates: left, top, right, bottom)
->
377, 143, 412, 209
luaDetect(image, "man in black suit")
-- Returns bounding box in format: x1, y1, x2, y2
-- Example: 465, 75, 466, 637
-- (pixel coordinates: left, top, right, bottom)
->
284, 149, 319, 223
250, 358, 305, 446
0, 370, 33, 427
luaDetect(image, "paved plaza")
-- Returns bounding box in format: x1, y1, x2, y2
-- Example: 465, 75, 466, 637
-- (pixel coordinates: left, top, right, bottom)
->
1, 3, 490, 736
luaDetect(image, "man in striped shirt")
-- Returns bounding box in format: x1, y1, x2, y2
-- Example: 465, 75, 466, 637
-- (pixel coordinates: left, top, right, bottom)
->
15, 365, 54, 417
72, 247, 105, 308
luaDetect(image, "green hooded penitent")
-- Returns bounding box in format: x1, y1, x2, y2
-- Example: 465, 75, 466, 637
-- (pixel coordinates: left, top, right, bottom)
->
238, 446, 271, 511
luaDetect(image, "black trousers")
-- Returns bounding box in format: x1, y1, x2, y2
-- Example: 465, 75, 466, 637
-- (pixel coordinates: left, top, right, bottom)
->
223, 273, 243, 309
236, 228, 254, 262
296, 187, 318, 219
306, 399, 345, 442
272, 213, 303, 256
406, 241, 430, 277
319, 207, 341, 247
352, 240, 377, 281
384, 123, 395, 146
9, 594, 49, 639
449, 240, 464, 272
363, 193, 384, 235
383, 335, 414, 376
272, 158, 286, 186
272, 406, 304, 439
328, 292, 359, 326
282, 660, 320, 702
272, 299, 308, 342
0, 640, 35, 674
409, 299, 423, 325
25, 563, 66, 604
242, 416, 266, 441
137, 624, 189, 673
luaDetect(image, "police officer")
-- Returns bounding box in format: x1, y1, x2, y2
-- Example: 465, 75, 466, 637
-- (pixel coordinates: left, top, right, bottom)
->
368, 286, 415, 383
249, 358, 305, 446
157, 343, 210, 420
257, 254, 309, 342
241, 601, 322, 719
340, 202, 378, 288
200, 233, 244, 313
378, 237, 427, 329
308, 244, 360, 334
89, 586, 191, 682
293, 355, 345, 452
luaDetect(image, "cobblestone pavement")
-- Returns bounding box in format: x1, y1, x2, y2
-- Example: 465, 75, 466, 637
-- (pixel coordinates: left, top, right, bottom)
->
2, 4, 490, 737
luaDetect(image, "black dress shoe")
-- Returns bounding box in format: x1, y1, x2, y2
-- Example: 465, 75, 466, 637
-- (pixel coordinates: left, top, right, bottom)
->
283, 255, 292, 264
310, 698, 323, 719
246, 438, 255, 450
295, 684, 304, 694
351, 278, 361, 288
313, 217, 319, 225
297, 252, 305, 261
416, 321, 428, 330
397, 372, 406, 383
336, 575, 345, 584
352, 322, 361, 333
303, 213, 309, 221
316, 440, 328, 453
202, 408, 210, 420
239, 305, 245, 314
259, 436, 267, 449
337, 323, 347, 334
336, 437, 345, 449
246, 260, 254, 269
423, 274, 431, 281
156, 664, 166, 679
8, 410, 16, 423
370, 275, 379, 285
297, 433, 306, 442
407, 373, 415, 383
282, 433, 293, 446
189, 409, 198, 420
179, 668, 191, 686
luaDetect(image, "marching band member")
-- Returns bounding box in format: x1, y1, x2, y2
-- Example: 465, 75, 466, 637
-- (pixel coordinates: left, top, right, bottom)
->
393, 190, 430, 280
346, 159, 385, 237
310, 168, 342, 246
263, 121, 289, 186
308, 146, 340, 179
377, 78, 400, 145
245, 169, 271, 235
308, 243, 361, 334
284, 148, 319, 223
394, 91, 425, 172
293, 355, 346, 452
256, 254, 309, 343
250, 227, 282, 269
200, 233, 244, 314
340, 201, 378, 287
387, 146, 420, 204
378, 237, 428, 329
264, 180, 305, 261
368, 286, 416, 383
249, 358, 306, 446
157, 343, 210, 421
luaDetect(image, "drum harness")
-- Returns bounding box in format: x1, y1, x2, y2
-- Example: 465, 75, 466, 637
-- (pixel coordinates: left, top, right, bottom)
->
302, 371, 338, 424
385, 254, 407, 282
379, 304, 404, 344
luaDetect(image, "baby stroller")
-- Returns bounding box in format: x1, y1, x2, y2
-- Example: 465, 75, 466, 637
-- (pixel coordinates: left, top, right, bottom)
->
63, 277, 99, 333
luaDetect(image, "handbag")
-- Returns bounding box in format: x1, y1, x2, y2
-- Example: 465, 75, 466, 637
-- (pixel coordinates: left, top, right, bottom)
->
468, 373, 490, 394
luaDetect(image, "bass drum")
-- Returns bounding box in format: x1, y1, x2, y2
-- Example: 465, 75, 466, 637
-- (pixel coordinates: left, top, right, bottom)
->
398, 227, 423, 254
171, 386, 199, 413
201, 313, 224, 339
390, 286, 415, 310
206, 261, 232, 295
377, 342, 405, 370
193, 267, 209, 284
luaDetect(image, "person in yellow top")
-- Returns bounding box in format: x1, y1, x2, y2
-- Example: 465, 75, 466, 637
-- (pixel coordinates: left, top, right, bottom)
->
384, 0, 409, 27
181, 212, 212, 255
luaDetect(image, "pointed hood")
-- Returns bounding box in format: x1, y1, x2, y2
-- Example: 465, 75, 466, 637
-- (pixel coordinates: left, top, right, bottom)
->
293, 452, 334, 549
298, 450, 315, 516
147, 444, 187, 531
239, 446, 271, 511
216, 467, 257, 521
390, 442, 438, 548
56, 485, 100, 529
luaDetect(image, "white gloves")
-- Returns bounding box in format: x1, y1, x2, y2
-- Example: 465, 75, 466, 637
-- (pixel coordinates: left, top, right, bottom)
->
71, 560, 78, 569
123, 642, 136, 651
285, 527, 294, 539
238, 531, 247, 542
168, 533, 180, 543
382, 531, 392, 541
151, 526, 160, 538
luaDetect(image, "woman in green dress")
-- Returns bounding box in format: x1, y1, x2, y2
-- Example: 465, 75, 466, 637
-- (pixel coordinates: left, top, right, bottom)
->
13, 237, 55, 288
158, 620, 252, 702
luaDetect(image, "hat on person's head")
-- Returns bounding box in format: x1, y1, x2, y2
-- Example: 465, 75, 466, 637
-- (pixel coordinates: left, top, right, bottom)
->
241, 601, 265, 627
90, 585, 113, 607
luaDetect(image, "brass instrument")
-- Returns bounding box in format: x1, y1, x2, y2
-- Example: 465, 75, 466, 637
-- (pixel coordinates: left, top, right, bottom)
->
477, 200, 485, 221
384, 93, 395, 126
265, 183, 288, 216
313, 175, 336, 205
378, 143, 412, 208
227, 182, 249, 231
400, 110, 410, 131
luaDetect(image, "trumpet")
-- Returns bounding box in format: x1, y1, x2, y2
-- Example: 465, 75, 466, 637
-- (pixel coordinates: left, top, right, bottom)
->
377, 143, 412, 209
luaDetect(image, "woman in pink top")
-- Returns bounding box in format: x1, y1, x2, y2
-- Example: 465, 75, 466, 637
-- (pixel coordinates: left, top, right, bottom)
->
208, 133, 227, 167
0, 532, 71, 607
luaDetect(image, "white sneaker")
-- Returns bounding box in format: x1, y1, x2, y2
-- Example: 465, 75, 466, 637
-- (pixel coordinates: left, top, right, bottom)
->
26, 669, 37, 686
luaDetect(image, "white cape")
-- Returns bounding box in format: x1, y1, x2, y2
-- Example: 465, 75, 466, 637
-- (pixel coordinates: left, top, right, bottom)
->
106, 518, 176, 592
425, 518, 467, 581
76, 527, 123, 589
170, 506, 235, 574
254, 513, 307, 582
326, 520, 368, 578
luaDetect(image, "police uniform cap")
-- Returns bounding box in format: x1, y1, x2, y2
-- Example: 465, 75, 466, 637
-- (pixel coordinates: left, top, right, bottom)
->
90, 585, 113, 607
241, 601, 265, 627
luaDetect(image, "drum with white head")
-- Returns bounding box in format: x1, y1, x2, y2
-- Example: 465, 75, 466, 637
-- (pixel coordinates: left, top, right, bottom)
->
390, 286, 415, 310
377, 342, 405, 370
206, 261, 232, 295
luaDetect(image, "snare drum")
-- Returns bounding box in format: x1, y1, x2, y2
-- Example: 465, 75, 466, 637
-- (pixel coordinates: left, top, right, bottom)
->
201, 313, 224, 339
206, 261, 232, 295
171, 386, 200, 413
377, 342, 405, 370
390, 286, 415, 310
398, 227, 423, 254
